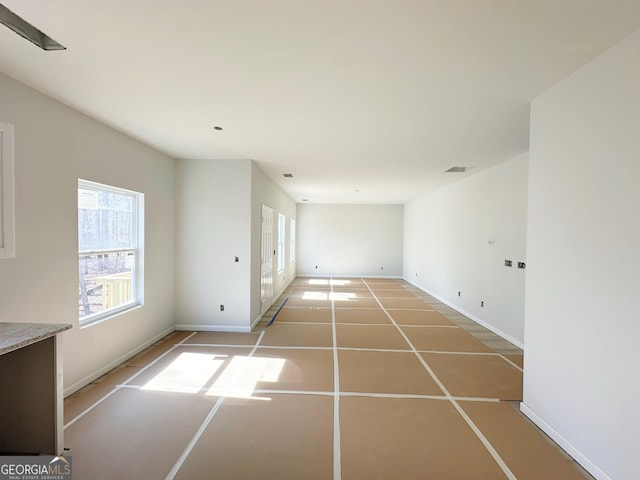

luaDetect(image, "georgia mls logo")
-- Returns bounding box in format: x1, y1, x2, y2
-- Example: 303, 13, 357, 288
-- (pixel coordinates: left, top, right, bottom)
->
49, 456, 71, 473
0, 455, 72, 480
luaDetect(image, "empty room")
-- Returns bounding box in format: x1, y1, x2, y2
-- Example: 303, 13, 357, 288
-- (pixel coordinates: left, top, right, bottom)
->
0, 2, 638, 479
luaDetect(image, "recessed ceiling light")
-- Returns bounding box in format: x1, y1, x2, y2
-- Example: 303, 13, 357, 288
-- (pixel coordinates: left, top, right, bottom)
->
213, 126, 223, 131
283, 173, 293, 178
0, 4, 65, 51
445, 166, 473, 173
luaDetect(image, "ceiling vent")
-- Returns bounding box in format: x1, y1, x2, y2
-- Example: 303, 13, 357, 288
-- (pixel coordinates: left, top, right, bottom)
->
0, 4, 66, 51
283, 173, 293, 178
445, 166, 472, 173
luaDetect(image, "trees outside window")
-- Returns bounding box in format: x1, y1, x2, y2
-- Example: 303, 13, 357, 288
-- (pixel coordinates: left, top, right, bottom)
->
78, 180, 143, 325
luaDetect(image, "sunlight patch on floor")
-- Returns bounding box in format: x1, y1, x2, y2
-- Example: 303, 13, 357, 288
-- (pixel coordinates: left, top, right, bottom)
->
141, 352, 226, 394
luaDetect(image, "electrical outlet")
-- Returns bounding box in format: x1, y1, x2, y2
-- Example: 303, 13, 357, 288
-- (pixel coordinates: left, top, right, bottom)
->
505, 259, 512, 267
220, 305, 224, 311
458, 291, 461, 297
518, 262, 526, 269
480, 301, 484, 307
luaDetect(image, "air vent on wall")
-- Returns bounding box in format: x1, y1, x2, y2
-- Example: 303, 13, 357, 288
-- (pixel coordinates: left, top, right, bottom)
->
445, 166, 472, 173
283, 173, 293, 178
0, 4, 65, 50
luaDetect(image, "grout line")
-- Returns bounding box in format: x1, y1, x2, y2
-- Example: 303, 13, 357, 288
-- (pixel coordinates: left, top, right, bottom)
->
164, 330, 266, 480
339, 392, 449, 400
401, 324, 459, 329
355, 296, 420, 300
178, 343, 257, 348
258, 345, 334, 351
385, 324, 458, 329
278, 305, 332, 310
122, 333, 200, 386
330, 279, 342, 480
451, 396, 506, 403
375, 307, 436, 312
361, 278, 517, 480
333, 306, 394, 310
64, 387, 120, 430
498, 353, 524, 372
182, 339, 450, 354
267, 321, 334, 325
245, 389, 336, 396
418, 350, 510, 356
338, 347, 411, 353
340, 392, 500, 402
115, 384, 503, 403
64, 332, 198, 429
273, 321, 458, 328
172, 342, 511, 356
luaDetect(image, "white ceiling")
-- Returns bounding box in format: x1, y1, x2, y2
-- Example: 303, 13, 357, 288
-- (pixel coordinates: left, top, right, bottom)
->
1, 1, 640, 204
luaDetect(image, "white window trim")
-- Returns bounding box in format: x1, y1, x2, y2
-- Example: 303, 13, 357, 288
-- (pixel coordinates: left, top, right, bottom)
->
0, 123, 16, 259
78, 179, 144, 327
277, 213, 285, 273
289, 218, 296, 264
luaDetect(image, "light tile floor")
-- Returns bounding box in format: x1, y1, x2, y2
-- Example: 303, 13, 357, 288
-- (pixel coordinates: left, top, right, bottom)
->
64, 277, 592, 479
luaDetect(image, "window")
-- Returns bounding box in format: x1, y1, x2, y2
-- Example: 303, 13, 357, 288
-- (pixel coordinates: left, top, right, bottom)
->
277, 213, 285, 273
289, 218, 296, 264
0, 123, 15, 259
78, 180, 144, 325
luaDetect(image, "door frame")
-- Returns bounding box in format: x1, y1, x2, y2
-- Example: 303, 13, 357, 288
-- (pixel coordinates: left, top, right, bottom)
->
260, 204, 274, 315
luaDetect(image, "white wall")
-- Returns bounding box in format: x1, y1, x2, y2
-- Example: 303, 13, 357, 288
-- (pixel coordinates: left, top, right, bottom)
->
523, 30, 640, 480
176, 160, 295, 331
403, 154, 528, 346
175, 159, 252, 331
297, 204, 403, 277
0, 73, 176, 394
250, 164, 297, 325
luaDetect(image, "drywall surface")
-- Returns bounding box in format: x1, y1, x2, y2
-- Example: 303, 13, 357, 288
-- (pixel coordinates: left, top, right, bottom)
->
403, 154, 528, 346
524, 30, 640, 480
175, 159, 252, 331
250, 164, 297, 325
297, 204, 403, 277
0, 73, 176, 393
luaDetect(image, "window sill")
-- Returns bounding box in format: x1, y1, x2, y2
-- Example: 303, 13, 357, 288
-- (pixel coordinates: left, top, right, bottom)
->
79, 303, 142, 329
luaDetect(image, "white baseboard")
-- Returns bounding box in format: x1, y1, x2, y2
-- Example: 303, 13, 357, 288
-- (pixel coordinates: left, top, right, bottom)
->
273, 277, 295, 307
255, 276, 296, 329
251, 314, 263, 330
174, 324, 252, 333
402, 277, 524, 350
520, 403, 612, 480
177, 276, 296, 334
64, 325, 175, 397
296, 273, 402, 279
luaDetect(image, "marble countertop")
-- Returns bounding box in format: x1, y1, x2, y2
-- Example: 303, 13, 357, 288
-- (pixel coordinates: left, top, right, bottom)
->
0, 322, 72, 355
